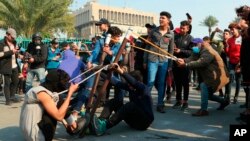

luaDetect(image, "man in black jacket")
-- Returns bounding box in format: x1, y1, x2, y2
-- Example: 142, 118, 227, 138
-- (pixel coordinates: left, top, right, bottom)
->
25, 33, 48, 92
172, 20, 193, 110
0, 28, 20, 105
91, 63, 154, 136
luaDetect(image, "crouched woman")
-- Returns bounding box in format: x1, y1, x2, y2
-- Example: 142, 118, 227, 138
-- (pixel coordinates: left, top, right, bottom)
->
19, 69, 79, 141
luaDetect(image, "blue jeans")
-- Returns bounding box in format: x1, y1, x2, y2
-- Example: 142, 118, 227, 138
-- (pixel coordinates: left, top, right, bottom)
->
200, 83, 225, 110
147, 61, 168, 106
72, 88, 90, 112
25, 68, 46, 92
225, 63, 241, 100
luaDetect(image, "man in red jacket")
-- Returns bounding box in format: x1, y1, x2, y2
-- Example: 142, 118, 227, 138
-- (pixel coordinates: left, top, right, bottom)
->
225, 23, 242, 104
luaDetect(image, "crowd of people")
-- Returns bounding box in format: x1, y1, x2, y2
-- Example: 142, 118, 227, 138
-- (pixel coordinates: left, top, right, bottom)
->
0, 5, 250, 141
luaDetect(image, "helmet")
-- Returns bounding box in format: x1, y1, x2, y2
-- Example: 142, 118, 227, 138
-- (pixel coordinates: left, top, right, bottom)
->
51, 38, 59, 44
32, 33, 42, 40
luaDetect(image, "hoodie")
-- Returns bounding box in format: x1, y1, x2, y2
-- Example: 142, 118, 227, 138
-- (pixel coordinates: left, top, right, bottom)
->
58, 50, 85, 83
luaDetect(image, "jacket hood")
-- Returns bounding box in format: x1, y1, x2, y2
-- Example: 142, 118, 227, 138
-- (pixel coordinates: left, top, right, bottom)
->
63, 50, 75, 60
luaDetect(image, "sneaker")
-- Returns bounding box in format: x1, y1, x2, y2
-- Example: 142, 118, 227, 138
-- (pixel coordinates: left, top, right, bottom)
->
171, 90, 176, 96
192, 109, 209, 117
165, 94, 171, 104
91, 114, 106, 136
217, 101, 230, 110
172, 102, 182, 109
193, 86, 200, 91
156, 105, 165, 113
181, 103, 188, 111
232, 97, 238, 104
10, 97, 21, 103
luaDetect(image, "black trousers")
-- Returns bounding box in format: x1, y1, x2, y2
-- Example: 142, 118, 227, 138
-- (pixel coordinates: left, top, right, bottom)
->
100, 98, 152, 130
99, 98, 123, 119
173, 67, 190, 101
3, 67, 19, 102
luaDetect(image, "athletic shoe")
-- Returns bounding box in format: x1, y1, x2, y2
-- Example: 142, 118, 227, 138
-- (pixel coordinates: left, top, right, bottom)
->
91, 114, 106, 136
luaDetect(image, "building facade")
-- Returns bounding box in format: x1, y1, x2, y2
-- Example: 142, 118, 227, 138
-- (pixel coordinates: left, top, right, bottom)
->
73, 1, 157, 39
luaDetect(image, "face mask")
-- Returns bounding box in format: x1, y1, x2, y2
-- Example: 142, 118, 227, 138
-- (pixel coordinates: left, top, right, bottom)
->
192, 46, 200, 54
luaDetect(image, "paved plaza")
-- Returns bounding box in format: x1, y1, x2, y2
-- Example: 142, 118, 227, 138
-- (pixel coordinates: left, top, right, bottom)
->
0, 87, 245, 141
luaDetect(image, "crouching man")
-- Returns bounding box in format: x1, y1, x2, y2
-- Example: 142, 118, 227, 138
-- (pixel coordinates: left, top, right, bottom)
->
177, 38, 230, 116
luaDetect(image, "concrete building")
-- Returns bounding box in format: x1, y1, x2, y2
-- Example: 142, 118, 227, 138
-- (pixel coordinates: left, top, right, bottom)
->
73, 0, 157, 39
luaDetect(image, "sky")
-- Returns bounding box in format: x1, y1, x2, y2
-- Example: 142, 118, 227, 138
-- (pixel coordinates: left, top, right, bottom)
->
71, 0, 250, 38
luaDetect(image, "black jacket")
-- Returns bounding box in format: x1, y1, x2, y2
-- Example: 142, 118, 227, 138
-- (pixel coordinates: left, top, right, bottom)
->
111, 73, 154, 122
174, 33, 193, 58
0, 38, 18, 74
240, 37, 250, 82
26, 42, 48, 69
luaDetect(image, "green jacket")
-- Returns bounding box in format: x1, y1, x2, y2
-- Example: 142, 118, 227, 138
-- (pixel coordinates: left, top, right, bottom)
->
184, 43, 229, 92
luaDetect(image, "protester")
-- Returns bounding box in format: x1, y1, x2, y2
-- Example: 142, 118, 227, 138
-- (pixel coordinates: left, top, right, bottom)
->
91, 63, 154, 136
19, 69, 83, 141
0, 28, 20, 105
172, 20, 193, 110
46, 38, 61, 72
225, 23, 242, 104
177, 38, 230, 116
143, 11, 174, 113
58, 47, 87, 119
25, 33, 48, 92
210, 28, 231, 97
235, 5, 250, 124
134, 23, 156, 84
86, 26, 124, 104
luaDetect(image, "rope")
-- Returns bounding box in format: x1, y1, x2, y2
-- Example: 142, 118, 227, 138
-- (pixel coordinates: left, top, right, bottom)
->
131, 45, 177, 61
131, 31, 177, 59
57, 65, 109, 95
69, 65, 98, 83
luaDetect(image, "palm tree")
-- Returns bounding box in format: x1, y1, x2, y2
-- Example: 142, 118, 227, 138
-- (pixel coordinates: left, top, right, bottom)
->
0, 0, 75, 38
200, 15, 219, 36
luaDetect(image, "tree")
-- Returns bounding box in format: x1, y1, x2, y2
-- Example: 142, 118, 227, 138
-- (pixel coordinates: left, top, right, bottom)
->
0, 0, 75, 38
200, 15, 219, 36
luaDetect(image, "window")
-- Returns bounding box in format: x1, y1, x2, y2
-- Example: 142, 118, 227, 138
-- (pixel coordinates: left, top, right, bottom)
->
118, 12, 121, 23
125, 13, 128, 24
114, 12, 117, 23
142, 16, 145, 26
128, 14, 131, 25
122, 13, 124, 23
111, 11, 114, 21
132, 14, 135, 25
103, 10, 106, 19
139, 15, 141, 26
107, 10, 110, 20
136, 15, 139, 26
99, 10, 103, 19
